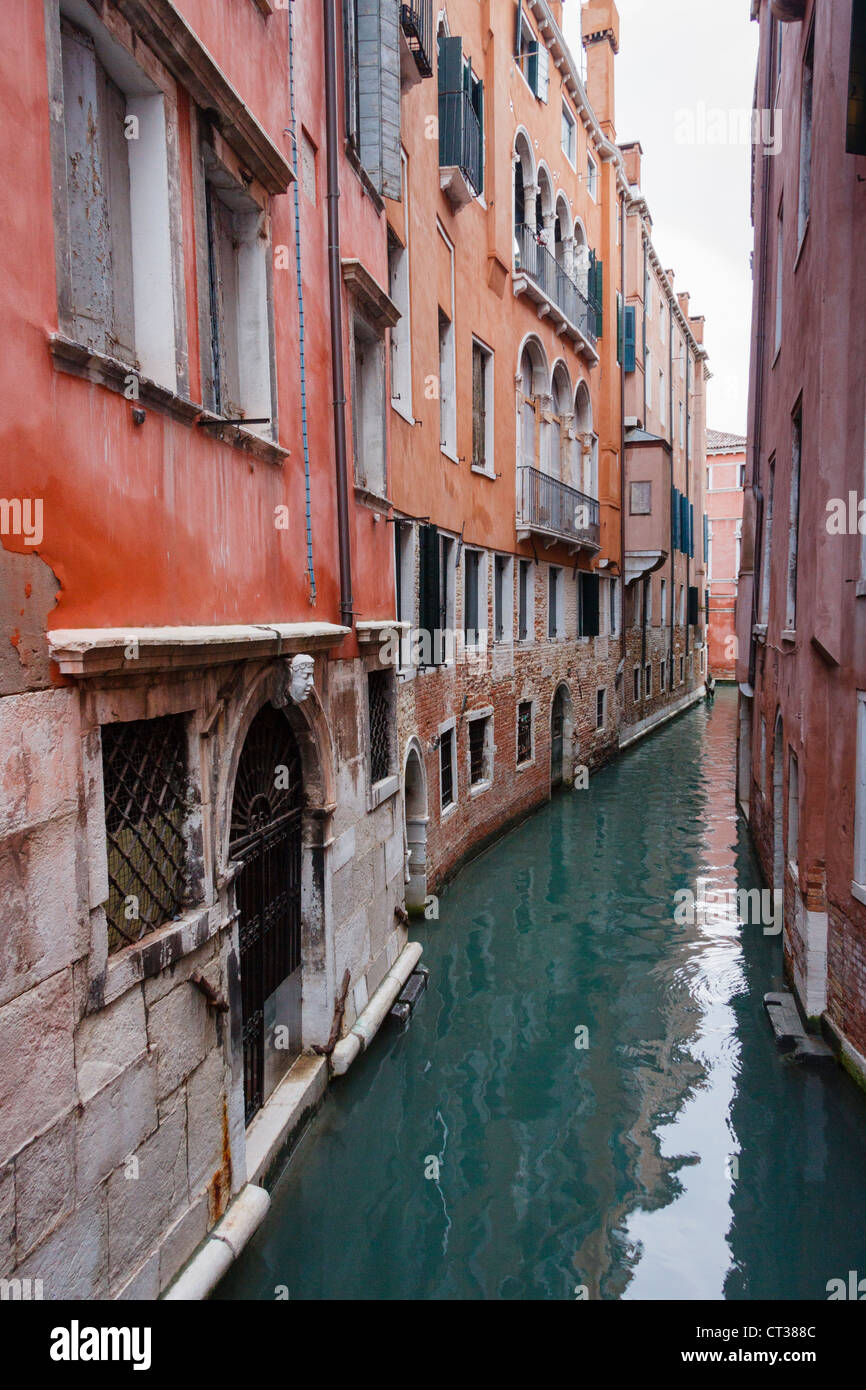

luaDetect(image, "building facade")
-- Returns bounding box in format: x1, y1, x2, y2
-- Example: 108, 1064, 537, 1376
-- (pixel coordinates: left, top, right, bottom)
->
0, 0, 411, 1299
737, 0, 866, 1082
706, 430, 746, 679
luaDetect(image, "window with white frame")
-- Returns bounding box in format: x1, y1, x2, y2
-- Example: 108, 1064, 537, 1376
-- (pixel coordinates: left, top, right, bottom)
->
351, 314, 387, 494
596, 688, 606, 729
517, 559, 534, 641
471, 337, 494, 473
610, 578, 619, 636
439, 534, 456, 656
786, 407, 802, 631
633, 666, 640, 702
788, 750, 800, 869
660, 577, 667, 621
561, 101, 576, 166
388, 227, 412, 419
463, 549, 485, 649
517, 700, 534, 765
467, 711, 494, 789
645, 662, 652, 698
439, 308, 457, 457
645, 348, 652, 411
659, 370, 666, 430
645, 577, 653, 626
660, 659, 666, 693
439, 723, 456, 810
759, 457, 775, 625
587, 151, 598, 200
394, 520, 414, 670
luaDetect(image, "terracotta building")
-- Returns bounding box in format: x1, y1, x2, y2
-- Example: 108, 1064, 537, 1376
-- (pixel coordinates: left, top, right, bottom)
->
388, 0, 710, 904
737, 0, 866, 1083
706, 430, 746, 679
0, 0, 414, 1299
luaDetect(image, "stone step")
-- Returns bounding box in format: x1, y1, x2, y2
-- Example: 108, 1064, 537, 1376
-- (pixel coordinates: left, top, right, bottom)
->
763, 992, 835, 1065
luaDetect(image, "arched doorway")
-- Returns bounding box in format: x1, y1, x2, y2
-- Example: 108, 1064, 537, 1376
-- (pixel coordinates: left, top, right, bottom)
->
550, 684, 574, 790
403, 740, 429, 913
229, 703, 303, 1124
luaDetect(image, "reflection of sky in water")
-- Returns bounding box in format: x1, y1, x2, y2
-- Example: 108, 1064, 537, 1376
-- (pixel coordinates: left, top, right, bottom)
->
216, 689, 866, 1302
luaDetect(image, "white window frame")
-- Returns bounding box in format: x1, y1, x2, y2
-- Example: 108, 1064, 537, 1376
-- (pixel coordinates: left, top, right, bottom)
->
438, 717, 458, 816
466, 707, 495, 795
470, 335, 495, 476
561, 100, 576, 167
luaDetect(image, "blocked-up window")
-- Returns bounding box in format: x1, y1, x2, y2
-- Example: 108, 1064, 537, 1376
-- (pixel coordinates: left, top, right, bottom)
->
101, 715, 189, 954
630, 481, 651, 515
351, 315, 387, 494
368, 669, 394, 785
59, 16, 176, 388
517, 701, 533, 765
204, 165, 274, 435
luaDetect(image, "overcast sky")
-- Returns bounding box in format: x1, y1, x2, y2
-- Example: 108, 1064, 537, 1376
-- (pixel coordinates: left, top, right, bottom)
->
563, 0, 759, 434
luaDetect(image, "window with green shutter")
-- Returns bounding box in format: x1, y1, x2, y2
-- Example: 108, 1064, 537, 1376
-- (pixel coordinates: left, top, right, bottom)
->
624, 304, 636, 372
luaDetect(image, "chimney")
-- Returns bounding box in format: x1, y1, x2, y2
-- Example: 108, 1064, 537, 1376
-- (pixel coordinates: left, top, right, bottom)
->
689, 315, 705, 345
677, 291, 691, 319
619, 140, 642, 191
581, 1, 619, 136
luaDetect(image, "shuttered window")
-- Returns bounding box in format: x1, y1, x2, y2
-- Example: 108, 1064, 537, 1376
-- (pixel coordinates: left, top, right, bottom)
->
347, 0, 402, 199
578, 572, 600, 637
419, 523, 441, 664
624, 305, 636, 372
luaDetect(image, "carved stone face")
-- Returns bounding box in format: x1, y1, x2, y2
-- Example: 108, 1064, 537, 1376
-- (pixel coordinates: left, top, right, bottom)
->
289, 655, 315, 704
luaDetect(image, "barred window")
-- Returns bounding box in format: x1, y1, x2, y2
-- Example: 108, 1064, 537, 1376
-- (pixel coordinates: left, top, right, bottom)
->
440, 730, 454, 809
517, 701, 532, 765
101, 714, 188, 954
368, 669, 393, 784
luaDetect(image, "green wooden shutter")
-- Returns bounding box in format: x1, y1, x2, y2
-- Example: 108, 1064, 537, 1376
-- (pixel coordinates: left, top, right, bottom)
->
671, 487, 680, 551
689, 502, 695, 558
624, 304, 636, 372
616, 292, 623, 363
438, 35, 464, 170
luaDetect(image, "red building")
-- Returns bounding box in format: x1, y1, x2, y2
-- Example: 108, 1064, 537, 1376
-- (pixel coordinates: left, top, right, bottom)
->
706, 430, 746, 679
0, 0, 413, 1297
737, 0, 866, 1083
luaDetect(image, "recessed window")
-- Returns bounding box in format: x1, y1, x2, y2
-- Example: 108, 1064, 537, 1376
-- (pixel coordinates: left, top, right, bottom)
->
464, 549, 483, 647
596, 688, 606, 730
102, 715, 189, 954
518, 559, 533, 641
440, 726, 455, 809
679, 654, 685, 683
587, 151, 598, 200
798, 28, 814, 244
351, 316, 387, 493
775, 202, 784, 354
367, 669, 395, 785
548, 566, 563, 639
468, 714, 493, 788
389, 229, 412, 419
633, 666, 640, 702
471, 338, 494, 472
439, 309, 456, 457
561, 101, 576, 165
660, 660, 666, 693
787, 408, 802, 631
630, 481, 652, 515
517, 701, 533, 765
494, 554, 513, 642
645, 663, 652, 698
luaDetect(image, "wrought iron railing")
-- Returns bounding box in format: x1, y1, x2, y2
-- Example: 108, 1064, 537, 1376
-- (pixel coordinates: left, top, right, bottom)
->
438, 88, 483, 196
401, 0, 433, 77
514, 223, 597, 342
517, 465, 600, 548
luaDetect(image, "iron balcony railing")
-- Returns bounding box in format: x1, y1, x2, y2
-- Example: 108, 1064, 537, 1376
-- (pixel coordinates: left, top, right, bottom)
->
514, 223, 597, 343
438, 88, 483, 197
517, 465, 601, 549
401, 0, 434, 78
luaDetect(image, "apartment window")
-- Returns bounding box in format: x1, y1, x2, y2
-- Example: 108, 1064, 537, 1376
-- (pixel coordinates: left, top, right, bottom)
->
438, 309, 457, 457
58, 16, 177, 390
102, 715, 189, 954
587, 152, 598, 201
494, 555, 513, 642
518, 559, 532, 641
516, 16, 549, 101
759, 458, 775, 625
609, 579, 619, 636
645, 348, 653, 411
645, 663, 652, 698
472, 339, 494, 473
440, 726, 455, 809
389, 228, 412, 419
440, 535, 456, 641
707, 521, 714, 582
735, 520, 743, 580
517, 701, 533, 765
577, 572, 600, 638
596, 688, 606, 730
679, 654, 685, 683
679, 402, 684, 449
464, 549, 486, 650
739, 463, 747, 488
788, 751, 800, 868
630, 481, 651, 515
394, 521, 413, 668
678, 584, 685, 625
660, 660, 666, 693
661, 577, 667, 620
660, 308, 666, 345
548, 567, 563, 639
468, 714, 492, 788
343, 0, 401, 198
351, 315, 387, 494
368, 670, 395, 784
562, 101, 576, 165
775, 202, 784, 355
786, 408, 802, 631
659, 370, 666, 430
633, 666, 640, 702
645, 578, 653, 627
645, 269, 652, 320
798, 28, 814, 245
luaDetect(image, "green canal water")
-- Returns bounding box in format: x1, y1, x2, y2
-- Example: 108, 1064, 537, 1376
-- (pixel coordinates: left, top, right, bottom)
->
216, 687, 866, 1301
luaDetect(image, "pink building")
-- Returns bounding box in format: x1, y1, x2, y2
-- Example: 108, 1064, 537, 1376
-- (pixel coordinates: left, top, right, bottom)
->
737, 0, 866, 1083
706, 430, 746, 679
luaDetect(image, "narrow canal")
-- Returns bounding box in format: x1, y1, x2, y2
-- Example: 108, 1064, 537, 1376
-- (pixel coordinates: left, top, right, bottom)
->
216, 688, 866, 1301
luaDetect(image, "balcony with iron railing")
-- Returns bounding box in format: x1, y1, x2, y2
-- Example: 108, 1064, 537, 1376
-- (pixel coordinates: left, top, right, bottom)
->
513, 223, 599, 363
516, 465, 601, 552
400, 1, 433, 78
438, 88, 483, 209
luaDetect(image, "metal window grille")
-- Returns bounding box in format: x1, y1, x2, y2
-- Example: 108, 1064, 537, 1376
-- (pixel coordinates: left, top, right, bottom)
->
596, 690, 605, 729
368, 670, 392, 784
517, 702, 532, 764
101, 715, 188, 954
469, 719, 487, 785
440, 732, 454, 807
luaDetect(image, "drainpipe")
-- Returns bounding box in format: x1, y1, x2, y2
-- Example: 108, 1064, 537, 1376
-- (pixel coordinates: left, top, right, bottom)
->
323, 0, 354, 629
749, 5, 775, 690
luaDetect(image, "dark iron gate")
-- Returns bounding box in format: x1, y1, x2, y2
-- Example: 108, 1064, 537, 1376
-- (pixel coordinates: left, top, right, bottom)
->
551, 688, 565, 789
229, 705, 303, 1125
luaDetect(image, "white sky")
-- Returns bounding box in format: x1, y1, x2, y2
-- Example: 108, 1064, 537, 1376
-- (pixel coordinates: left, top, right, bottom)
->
563, 0, 759, 434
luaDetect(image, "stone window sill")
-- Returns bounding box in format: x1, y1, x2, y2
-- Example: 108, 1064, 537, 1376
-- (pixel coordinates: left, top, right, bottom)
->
96, 901, 225, 1014
49, 335, 287, 467
781, 629, 796, 644
851, 881, 866, 909
856, 579, 866, 599
469, 778, 492, 798
471, 465, 496, 480
370, 774, 400, 809
516, 758, 535, 773
440, 801, 458, 822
